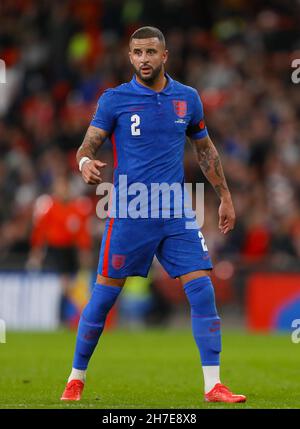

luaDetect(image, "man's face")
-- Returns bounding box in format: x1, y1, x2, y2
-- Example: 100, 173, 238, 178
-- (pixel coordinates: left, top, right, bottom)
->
53, 177, 70, 201
129, 37, 168, 83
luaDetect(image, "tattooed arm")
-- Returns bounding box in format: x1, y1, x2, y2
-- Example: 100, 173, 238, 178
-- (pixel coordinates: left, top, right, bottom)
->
191, 135, 236, 234
76, 125, 109, 185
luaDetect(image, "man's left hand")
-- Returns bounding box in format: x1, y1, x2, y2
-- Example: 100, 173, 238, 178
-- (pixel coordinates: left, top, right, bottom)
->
218, 197, 236, 234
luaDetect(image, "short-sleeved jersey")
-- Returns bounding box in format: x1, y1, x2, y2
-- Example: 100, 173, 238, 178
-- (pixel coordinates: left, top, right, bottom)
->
91, 73, 208, 217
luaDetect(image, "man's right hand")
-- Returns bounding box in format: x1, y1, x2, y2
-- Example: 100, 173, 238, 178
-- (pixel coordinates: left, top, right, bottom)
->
81, 160, 107, 184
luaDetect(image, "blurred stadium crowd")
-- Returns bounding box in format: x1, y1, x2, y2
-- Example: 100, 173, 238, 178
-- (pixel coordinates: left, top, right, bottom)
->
0, 0, 299, 285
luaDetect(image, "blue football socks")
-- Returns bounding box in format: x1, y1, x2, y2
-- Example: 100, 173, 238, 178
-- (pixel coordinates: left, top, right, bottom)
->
184, 276, 221, 366
73, 283, 122, 370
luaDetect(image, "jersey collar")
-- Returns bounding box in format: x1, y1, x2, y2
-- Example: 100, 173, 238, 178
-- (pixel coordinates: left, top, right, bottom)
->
130, 73, 174, 95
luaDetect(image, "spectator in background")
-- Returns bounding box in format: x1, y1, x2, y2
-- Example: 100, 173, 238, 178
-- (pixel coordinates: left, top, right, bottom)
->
27, 175, 93, 324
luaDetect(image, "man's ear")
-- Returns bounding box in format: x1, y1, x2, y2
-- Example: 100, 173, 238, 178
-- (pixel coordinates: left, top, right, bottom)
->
128, 51, 133, 65
163, 50, 169, 64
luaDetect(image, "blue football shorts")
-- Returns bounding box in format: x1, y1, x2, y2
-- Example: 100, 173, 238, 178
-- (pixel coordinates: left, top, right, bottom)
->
98, 216, 213, 279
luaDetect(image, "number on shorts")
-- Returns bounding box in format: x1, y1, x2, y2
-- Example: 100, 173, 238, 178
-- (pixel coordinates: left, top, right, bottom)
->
198, 231, 208, 251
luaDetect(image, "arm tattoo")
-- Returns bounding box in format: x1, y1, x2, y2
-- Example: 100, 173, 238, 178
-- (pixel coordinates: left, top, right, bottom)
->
76, 127, 106, 163
193, 137, 230, 199
215, 183, 228, 199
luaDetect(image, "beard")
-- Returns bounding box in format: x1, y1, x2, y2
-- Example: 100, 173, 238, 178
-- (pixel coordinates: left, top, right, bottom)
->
133, 63, 163, 85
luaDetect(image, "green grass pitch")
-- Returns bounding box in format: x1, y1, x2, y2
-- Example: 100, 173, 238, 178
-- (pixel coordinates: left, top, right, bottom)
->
0, 329, 299, 409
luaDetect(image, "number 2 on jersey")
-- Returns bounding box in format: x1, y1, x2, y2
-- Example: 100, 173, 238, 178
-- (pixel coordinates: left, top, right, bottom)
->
198, 231, 208, 251
131, 114, 141, 136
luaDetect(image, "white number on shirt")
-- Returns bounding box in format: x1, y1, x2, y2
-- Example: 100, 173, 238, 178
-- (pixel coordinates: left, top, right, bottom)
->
198, 231, 208, 251
131, 114, 141, 136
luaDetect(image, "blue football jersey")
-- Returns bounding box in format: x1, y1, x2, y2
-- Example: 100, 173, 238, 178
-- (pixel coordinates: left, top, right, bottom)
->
90, 73, 208, 218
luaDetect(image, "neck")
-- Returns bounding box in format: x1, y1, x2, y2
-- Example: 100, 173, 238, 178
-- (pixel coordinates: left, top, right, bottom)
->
135, 70, 167, 92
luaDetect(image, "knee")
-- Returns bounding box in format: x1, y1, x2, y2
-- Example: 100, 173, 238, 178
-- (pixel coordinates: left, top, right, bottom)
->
96, 274, 126, 287
180, 269, 211, 286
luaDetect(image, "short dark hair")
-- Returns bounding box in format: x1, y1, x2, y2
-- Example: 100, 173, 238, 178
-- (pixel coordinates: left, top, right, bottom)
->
130, 26, 166, 47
